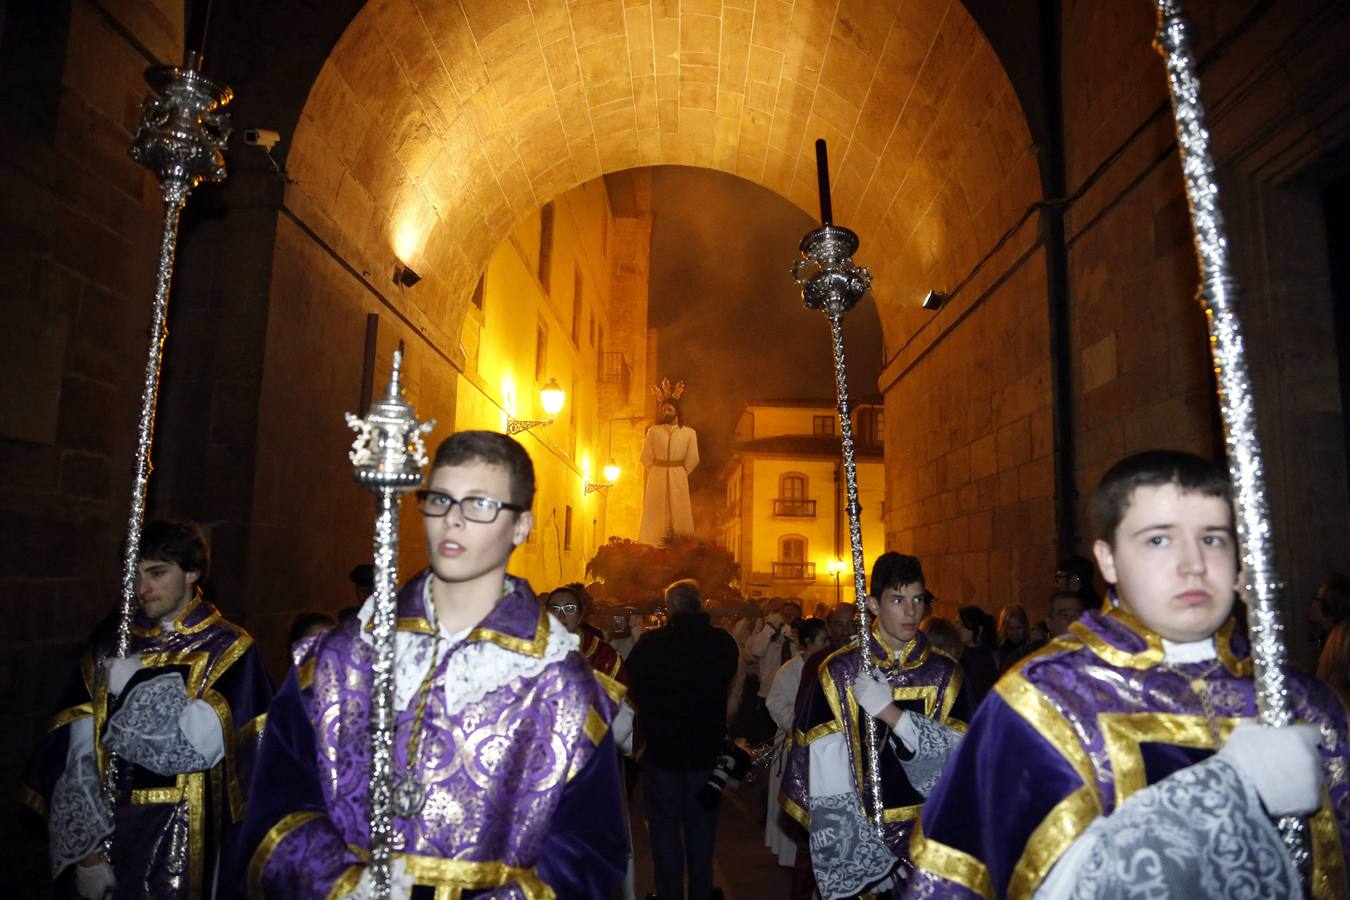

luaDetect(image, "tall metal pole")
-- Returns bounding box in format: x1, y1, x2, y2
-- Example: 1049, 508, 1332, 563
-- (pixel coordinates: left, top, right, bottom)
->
791, 139, 883, 832
345, 349, 434, 896
1152, 0, 1307, 872
101, 61, 231, 859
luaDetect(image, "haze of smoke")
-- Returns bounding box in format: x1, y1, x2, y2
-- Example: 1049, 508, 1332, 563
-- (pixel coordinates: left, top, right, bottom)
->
648, 165, 883, 487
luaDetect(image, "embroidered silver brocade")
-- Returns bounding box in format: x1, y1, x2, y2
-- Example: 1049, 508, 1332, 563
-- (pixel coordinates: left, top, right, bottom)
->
102, 672, 209, 776
809, 791, 898, 900
1066, 757, 1298, 899
49, 753, 114, 876
894, 713, 962, 797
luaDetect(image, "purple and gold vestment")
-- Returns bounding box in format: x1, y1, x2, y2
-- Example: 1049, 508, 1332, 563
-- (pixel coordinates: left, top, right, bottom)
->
904, 607, 1350, 899
781, 627, 970, 876
236, 571, 627, 899
21, 593, 273, 898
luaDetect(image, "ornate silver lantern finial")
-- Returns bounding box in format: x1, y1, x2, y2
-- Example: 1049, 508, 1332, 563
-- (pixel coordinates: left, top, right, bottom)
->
345, 348, 434, 898
791, 139, 882, 833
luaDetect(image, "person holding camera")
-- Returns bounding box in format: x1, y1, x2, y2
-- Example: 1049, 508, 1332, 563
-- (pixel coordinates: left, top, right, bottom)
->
626, 579, 740, 900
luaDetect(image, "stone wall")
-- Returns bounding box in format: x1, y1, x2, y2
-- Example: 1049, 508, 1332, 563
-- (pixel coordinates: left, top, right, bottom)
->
0, 2, 183, 892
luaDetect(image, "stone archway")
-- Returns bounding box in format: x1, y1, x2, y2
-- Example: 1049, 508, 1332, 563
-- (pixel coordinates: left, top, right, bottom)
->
284, 0, 1037, 360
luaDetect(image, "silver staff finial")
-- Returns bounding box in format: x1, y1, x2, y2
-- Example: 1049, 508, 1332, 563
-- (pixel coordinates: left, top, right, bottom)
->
346, 348, 434, 489
345, 347, 434, 897
791, 138, 883, 834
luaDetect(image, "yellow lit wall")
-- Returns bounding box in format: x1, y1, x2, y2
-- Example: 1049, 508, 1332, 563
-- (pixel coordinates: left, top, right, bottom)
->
728, 398, 887, 607
451, 179, 647, 594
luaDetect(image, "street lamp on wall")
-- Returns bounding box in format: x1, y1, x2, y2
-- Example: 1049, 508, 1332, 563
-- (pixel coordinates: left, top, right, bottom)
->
828, 558, 847, 605
507, 378, 566, 435
584, 459, 621, 494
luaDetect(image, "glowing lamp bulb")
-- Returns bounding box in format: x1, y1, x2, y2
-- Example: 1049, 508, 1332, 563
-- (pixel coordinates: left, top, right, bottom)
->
539, 378, 565, 418
603, 459, 621, 483
828, 559, 846, 576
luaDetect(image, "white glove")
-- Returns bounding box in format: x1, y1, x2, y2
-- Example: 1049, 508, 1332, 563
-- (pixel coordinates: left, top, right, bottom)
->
343, 856, 413, 899
103, 656, 142, 696
1218, 721, 1324, 816
74, 857, 116, 899
853, 672, 894, 719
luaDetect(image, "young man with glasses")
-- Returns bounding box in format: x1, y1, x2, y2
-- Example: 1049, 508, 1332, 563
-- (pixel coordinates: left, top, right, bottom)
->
237, 431, 628, 899
780, 552, 970, 899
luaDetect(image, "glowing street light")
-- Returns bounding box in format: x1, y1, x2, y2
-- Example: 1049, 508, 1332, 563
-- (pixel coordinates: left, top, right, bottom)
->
586, 458, 622, 494
828, 558, 847, 605
508, 378, 565, 435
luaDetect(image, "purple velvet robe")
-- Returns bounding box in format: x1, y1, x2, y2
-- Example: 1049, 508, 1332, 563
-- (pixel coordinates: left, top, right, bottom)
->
904, 607, 1350, 899
234, 571, 627, 899
780, 627, 970, 880
21, 594, 273, 899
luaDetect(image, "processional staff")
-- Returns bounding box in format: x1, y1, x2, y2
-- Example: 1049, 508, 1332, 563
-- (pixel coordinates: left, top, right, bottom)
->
1151, 0, 1308, 870
103, 53, 232, 852
791, 139, 885, 832
346, 348, 435, 897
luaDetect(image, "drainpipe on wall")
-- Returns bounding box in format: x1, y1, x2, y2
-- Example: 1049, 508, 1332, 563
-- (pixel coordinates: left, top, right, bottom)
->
1040, 0, 1078, 557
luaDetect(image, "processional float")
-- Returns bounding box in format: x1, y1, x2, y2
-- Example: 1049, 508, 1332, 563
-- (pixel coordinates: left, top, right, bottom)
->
790, 139, 885, 831
1152, 0, 1307, 870
105, 54, 232, 849
346, 348, 435, 896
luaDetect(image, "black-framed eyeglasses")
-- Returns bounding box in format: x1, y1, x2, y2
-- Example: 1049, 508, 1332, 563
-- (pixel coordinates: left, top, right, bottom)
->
415, 490, 526, 523
548, 603, 580, 616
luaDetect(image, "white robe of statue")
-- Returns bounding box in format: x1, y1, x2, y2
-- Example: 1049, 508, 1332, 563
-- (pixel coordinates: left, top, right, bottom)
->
638, 423, 699, 545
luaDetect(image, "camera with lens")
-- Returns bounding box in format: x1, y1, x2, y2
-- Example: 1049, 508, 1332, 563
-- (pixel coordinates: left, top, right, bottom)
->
697, 739, 758, 809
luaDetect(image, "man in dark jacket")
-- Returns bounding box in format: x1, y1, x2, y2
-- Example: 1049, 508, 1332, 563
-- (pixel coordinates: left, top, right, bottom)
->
627, 578, 740, 900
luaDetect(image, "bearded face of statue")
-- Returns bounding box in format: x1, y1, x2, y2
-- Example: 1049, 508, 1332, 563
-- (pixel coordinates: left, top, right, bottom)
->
657, 403, 677, 425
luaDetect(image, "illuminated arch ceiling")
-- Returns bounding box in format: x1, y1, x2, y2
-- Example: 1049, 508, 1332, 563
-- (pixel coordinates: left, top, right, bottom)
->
288, 0, 1037, 355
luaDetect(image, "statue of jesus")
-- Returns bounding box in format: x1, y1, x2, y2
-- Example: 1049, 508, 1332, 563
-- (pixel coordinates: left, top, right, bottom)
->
638, 381, 699, 546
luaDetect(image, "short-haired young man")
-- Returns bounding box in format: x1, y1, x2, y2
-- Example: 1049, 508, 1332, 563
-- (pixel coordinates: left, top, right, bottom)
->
22, 519, 273, 899
906, 450, 1350, 898
781, 552, 970, 898
237, 431, 628, 898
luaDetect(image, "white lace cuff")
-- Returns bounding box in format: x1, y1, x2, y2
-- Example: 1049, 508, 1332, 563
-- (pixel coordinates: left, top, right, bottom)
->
103, 672, 210, 775
1033, 756, 1299, 900
49, 753, 113, 877
892, 712, 962, 796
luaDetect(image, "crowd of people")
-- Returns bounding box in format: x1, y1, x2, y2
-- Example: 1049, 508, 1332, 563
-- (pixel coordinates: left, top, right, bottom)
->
19, 433, 1350, 899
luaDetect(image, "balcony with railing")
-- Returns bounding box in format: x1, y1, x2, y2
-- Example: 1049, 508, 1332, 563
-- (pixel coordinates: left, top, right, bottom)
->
772, 561, 816, 581
597, 351, 630, 395
772, 498, 816, 517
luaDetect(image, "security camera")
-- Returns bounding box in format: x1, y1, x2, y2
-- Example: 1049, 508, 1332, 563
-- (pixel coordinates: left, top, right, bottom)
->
243, 128, 281, 150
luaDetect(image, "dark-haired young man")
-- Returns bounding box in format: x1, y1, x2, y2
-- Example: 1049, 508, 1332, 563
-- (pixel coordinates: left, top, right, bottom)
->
238, 431, 627, 898
906, 450, 1350, 898
22, 519, 272, 899
781, 553, 970, 898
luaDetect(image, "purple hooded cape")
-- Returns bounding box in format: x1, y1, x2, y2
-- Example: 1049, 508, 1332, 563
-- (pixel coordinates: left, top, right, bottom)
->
903, 607, 1350, 899
780, 627, 971, 877
21, 593, 273, 899
233, 571, 627, 899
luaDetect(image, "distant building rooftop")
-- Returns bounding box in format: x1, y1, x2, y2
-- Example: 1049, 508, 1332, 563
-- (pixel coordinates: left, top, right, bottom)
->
745, 395, 883, 408
731, 434, 884, 459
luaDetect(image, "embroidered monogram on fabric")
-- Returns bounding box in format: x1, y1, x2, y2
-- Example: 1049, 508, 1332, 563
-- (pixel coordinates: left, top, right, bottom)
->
809, 791, 899, 900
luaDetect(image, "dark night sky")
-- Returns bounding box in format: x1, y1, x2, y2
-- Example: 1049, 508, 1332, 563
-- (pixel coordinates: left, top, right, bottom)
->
647, 165, 884, 494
